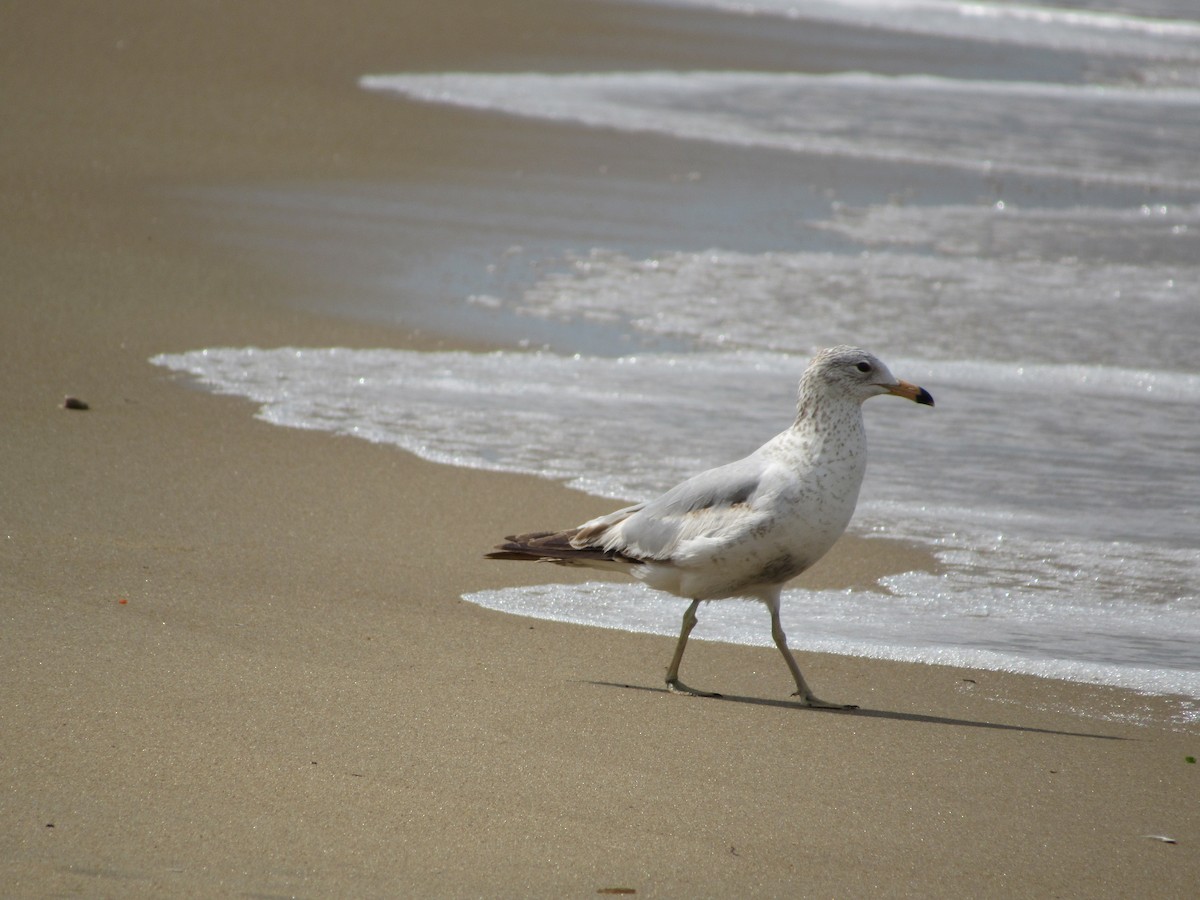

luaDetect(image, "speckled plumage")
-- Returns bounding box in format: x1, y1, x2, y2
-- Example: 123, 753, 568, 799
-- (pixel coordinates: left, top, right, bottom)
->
489, 346, 933, 707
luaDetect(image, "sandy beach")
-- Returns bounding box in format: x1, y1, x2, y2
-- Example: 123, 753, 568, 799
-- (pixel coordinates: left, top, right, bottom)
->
3, 2, 1198, 896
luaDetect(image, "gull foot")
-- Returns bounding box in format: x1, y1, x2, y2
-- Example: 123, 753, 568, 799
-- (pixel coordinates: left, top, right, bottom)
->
667, 678, 722, 698
792, 692, 858, 710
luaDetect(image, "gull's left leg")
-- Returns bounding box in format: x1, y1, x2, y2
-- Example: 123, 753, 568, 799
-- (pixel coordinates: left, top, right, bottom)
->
767, 594, 857, 710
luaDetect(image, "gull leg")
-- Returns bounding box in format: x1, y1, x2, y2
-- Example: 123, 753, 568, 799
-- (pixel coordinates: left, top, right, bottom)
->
768, 597, 857, 710
665, 599, 721, 698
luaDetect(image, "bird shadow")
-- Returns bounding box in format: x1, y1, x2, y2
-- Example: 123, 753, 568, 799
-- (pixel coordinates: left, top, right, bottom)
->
584, 680, 1128, 741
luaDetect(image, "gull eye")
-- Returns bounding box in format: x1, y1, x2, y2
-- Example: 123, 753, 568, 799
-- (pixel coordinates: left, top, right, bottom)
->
856, 361, 872, 373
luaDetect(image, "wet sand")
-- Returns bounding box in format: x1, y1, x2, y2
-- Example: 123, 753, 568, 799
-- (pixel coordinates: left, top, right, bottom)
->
2, 2, 1197, 896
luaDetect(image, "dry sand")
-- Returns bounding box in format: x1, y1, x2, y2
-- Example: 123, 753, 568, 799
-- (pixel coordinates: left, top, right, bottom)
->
2, 2, 1197, 896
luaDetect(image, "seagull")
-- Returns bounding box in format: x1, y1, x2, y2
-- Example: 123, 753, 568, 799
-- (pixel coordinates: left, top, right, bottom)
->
487, 346, 934, 708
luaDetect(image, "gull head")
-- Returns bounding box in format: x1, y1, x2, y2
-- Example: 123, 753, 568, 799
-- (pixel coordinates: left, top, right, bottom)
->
803, 346, 935, 407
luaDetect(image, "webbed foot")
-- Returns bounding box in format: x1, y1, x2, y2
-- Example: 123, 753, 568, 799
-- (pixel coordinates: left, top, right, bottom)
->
667, 678, 722, 698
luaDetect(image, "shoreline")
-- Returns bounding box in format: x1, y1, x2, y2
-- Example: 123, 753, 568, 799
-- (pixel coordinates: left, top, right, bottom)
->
4, 2, 1198, 896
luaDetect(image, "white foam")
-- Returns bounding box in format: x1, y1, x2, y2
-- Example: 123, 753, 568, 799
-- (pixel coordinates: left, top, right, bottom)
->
489, 246, 1198, 375
151, 347, 1200, 531
360, 70, 1200, 189
629, 0, 1200, 57
814, 201, 1200, 265
462, 580, 1200, 708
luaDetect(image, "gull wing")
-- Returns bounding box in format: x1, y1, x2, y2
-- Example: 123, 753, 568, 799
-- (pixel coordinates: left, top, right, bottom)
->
577, 452, 777, 564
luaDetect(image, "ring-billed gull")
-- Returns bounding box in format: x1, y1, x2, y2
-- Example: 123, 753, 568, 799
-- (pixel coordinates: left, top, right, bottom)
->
488, 346, 934, 708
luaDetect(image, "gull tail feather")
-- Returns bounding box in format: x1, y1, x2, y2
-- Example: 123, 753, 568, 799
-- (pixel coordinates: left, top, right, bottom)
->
486, 530, 638, 569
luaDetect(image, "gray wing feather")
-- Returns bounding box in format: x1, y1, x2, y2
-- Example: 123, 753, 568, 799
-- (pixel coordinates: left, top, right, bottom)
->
576, 452, 775, 562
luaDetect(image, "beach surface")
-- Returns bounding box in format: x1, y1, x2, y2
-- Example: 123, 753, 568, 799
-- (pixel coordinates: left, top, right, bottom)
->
3, 2, 1197, 896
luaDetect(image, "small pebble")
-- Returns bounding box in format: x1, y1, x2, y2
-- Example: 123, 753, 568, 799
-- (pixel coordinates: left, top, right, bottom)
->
62, 396, 89, 410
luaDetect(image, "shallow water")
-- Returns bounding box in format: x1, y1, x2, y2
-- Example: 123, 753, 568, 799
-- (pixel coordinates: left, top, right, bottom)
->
160, 0, 1200, 708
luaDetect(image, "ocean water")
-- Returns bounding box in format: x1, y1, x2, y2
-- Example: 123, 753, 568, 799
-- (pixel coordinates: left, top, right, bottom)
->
158, 0, 1200, 711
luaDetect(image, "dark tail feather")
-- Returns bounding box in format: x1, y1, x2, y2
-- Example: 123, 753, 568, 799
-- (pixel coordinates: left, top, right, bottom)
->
486, 530, 636, 565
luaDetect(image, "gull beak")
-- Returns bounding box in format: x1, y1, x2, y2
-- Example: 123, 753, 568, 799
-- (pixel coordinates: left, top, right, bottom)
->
886, 380, 935, 406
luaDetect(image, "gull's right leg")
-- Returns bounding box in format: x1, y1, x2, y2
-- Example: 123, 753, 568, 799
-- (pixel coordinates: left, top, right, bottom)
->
665, 599, 721, 698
